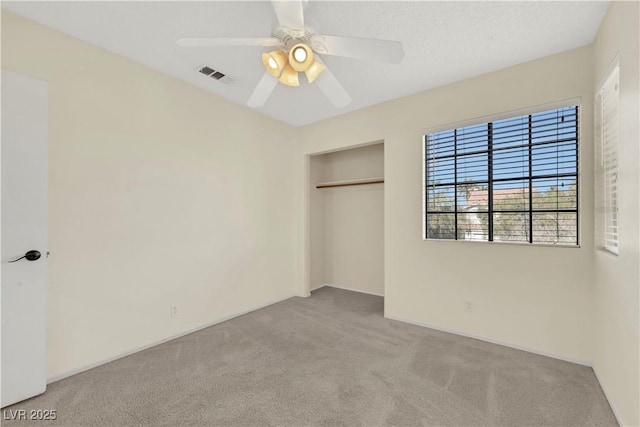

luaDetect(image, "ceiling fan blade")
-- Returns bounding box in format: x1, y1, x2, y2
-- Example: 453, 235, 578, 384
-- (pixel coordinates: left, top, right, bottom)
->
247, 71, 279, 108
271, 0, 304, 31
176, 38, 281, 47
314, 61, 352, 108
310, 35, 404, 64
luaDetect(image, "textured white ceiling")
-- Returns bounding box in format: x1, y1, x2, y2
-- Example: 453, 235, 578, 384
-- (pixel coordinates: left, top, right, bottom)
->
3, 1, 609, 127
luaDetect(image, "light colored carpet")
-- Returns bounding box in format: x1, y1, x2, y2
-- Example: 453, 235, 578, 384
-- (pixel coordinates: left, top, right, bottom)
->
3, 287, 617, 426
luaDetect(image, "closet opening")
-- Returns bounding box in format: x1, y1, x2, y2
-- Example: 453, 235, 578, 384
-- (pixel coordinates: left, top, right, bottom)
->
308, 141, 385, 300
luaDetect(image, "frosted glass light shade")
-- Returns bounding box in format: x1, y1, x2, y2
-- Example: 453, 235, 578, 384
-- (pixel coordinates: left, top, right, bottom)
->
278, 64, 300, 87
294, 47, 306, 62
289, 43, 314, 72
261, 49, 288, 77
304, 60, 326, 83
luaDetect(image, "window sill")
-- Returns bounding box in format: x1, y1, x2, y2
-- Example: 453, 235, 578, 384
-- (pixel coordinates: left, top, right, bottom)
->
422, 238, 580, 249
598, 246, 619, 257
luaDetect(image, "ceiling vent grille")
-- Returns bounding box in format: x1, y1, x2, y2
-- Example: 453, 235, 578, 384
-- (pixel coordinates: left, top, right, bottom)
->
198, 66, 233, 83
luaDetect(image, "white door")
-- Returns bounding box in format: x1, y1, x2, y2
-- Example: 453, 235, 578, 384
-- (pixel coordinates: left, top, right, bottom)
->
1, 70, 48, 408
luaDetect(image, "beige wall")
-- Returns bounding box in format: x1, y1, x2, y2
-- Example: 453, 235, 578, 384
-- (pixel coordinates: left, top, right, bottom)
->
310, 144, 384, 295
298, 46, 595, 364
1, 11, 298, 379
592, 2, 640, 425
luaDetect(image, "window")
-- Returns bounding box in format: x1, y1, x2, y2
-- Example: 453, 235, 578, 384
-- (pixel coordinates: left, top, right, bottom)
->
596, 65, 619, 254
424, 105, 579, 245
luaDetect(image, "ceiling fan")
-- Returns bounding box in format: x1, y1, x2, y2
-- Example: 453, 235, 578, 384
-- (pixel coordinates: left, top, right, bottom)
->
176, 0, 404, 108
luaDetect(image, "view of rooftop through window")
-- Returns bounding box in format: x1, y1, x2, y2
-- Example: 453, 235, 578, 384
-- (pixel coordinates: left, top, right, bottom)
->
424, 105, 579, 245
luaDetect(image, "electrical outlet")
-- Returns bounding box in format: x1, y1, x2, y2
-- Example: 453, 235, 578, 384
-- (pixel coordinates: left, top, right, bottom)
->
170, 305, 178, 318
465, 299, 473, 312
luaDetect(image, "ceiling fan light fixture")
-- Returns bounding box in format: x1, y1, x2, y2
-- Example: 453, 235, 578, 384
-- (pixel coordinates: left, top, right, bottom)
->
304, 60, 326, 84
289, 43, 314, 72
294, 47, 307, 62
278, 64, 300, 87
261, 49, 288, 77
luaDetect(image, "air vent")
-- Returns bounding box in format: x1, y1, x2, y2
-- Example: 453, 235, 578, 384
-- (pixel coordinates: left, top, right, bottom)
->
199, 66, 216, 76
198, 66, 231, 83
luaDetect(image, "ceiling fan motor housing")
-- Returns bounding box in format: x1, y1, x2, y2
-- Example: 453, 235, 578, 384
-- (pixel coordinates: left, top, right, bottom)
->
273, 26, 315, 50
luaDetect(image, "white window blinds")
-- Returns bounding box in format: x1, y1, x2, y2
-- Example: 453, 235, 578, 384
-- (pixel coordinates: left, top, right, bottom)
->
598, 65, 619, 254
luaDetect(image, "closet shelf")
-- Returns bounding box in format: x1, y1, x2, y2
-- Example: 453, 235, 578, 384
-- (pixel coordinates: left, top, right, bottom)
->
315, 177, 384, 189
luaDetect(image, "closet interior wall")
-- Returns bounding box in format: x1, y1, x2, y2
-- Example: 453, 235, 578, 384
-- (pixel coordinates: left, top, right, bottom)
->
310, 143, 385, 296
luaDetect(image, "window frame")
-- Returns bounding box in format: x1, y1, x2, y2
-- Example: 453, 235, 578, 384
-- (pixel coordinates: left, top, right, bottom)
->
422, 99, 581, 247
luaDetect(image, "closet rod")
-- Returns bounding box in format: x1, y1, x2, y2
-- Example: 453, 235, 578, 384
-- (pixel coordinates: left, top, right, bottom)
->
316, 178, 384, 189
